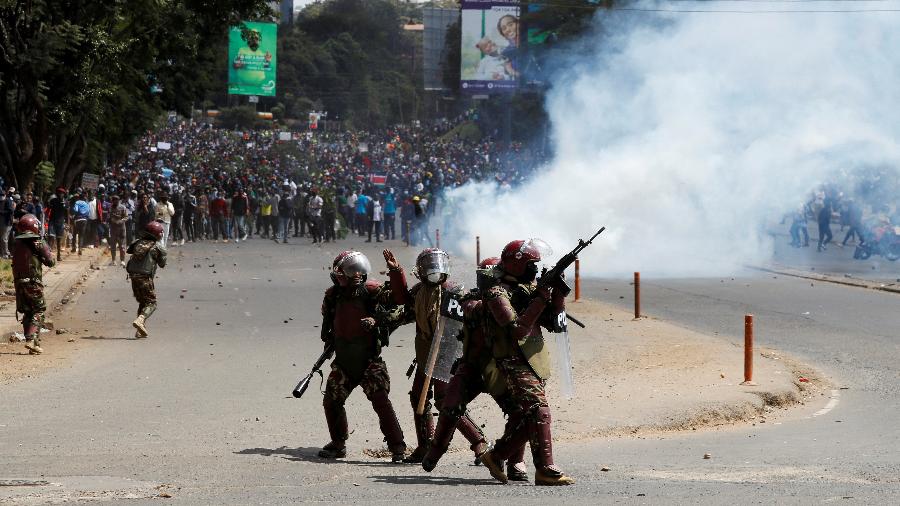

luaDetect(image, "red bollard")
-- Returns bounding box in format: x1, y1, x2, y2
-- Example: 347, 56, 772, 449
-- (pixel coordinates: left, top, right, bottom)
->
476, 236, 481, 266
574, 258, 581, 302
436, 229, 440, 248
634, 272, 641, 319
741, 314, 756, 386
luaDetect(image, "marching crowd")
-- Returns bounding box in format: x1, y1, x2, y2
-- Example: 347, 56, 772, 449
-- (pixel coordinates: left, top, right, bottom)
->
0, 116, 546, 261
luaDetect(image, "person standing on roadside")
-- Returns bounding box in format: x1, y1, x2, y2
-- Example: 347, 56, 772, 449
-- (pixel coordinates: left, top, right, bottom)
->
383, 188, 397, 240
71, 190, 90, 256
155, 192, 175, 248
124, 190, 137, 245
46, 188, 68, 262
209, 191, 229, 243
817, 197, 833, 252
108, 195, 128, 266
277, 190, 292, 244
231, 188, 249, 242
306, 187, 324, 244
0, 187, 15, 258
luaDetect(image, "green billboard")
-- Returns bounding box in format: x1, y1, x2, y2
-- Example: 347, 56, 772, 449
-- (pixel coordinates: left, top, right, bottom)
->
228, 21, 277, 96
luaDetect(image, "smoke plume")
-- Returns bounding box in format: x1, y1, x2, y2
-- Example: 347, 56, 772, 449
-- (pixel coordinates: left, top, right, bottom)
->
448, 2, 900, 276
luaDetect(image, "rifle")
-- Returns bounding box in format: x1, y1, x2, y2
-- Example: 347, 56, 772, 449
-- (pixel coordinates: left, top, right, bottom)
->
292, 342, 335, 399
538, 227, 606, 295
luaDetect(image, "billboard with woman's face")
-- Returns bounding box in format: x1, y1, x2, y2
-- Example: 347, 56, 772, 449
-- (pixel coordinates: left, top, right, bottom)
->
460, 0, 520, 94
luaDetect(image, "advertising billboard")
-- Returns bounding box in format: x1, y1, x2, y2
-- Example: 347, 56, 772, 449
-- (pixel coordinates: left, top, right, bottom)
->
460, 0, 520, 94
228, 21, 277, 96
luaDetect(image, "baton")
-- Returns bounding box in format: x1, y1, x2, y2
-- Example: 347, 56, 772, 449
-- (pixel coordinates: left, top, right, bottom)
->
566, 313, 586, 328
416, 291, 443, 415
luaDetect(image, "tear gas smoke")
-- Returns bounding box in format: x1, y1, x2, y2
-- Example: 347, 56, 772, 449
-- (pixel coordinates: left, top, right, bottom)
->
447, 3, 900, 276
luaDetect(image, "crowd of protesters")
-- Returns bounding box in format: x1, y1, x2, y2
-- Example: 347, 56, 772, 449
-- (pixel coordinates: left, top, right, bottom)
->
0, 114, 548, 262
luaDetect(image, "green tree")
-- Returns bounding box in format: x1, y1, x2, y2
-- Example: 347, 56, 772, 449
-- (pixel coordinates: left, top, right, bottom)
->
0, 0, 272, 189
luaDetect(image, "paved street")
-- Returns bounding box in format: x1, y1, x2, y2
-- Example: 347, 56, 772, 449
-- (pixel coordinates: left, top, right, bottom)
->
0, 237, 897, 503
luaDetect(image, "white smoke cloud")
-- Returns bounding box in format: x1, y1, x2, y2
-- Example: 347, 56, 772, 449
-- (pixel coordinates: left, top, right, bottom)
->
448, 3, 900, 276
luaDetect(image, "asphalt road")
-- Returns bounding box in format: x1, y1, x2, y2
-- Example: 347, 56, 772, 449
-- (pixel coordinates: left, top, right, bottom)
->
1, 236, 898, 503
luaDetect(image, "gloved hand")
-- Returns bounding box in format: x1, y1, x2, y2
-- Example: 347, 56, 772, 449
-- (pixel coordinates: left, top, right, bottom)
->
535, 285, 553, 302
361, 317, 376, 331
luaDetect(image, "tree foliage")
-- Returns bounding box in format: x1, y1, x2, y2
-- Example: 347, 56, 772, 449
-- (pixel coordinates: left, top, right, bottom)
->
0, 0, 272, 190
276, 0, 422, 128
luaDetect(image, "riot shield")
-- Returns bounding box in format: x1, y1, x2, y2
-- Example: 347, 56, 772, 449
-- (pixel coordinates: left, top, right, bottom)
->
415, 287, 466, 414
551, 311, 575, 400
428, 290, 465, 383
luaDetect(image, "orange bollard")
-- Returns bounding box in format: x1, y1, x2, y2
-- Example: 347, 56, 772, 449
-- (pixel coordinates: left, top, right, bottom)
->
476, 236, 481, 266
574, 258, 581, 301
436, 229, 440, 249
741, 314, 756, 386
634, 272, 641, 319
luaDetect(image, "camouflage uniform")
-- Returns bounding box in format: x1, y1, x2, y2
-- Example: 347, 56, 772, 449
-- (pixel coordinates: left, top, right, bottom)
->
387, 267, 487, 462
12, 237, 55, 352
126, 238, 167, 319
481, 278, 573, 485
319, 280, 406, 457
422, 291, 527, 475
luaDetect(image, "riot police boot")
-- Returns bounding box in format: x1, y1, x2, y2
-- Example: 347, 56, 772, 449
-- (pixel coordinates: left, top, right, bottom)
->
457, 413, 488, 460
404, 412, 434, 463
422, 413, 459, 471
506, 444, 529, 482
317, 441, 347, 459
479, 449, 508, 484
369, 391, 406, 463
530, 407, 575, 486
24, 340, 43, 355
132, 315, 148, 338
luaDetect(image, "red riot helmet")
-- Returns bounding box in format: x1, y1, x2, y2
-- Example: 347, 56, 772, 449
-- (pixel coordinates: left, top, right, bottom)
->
414, 248, 450, 285
476, 256, 501, 291
331, 250, 372, 287
499, 238, 552, 279
15, 214, 41, 239
143, 221, 165, 241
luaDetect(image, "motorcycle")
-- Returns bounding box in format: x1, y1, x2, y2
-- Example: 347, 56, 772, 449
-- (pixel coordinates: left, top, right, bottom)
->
853, 223, 900, 261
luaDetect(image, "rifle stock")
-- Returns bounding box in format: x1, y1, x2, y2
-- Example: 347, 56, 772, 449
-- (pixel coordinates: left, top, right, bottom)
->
292, 342, 335, 399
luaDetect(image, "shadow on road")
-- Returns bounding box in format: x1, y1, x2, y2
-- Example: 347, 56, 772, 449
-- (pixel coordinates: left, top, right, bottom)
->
368, 474, 499, 486
235, 446, 406, 467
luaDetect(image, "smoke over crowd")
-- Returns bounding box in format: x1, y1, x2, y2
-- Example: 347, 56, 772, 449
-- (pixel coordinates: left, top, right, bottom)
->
449, 3, 900, 276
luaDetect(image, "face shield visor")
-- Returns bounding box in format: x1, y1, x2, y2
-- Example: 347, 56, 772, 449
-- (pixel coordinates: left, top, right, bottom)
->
335, 252, 372, 285
416, 250, 451, 282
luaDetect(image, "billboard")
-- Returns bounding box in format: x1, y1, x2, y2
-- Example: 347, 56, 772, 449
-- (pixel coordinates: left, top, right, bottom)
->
424, 8, 459, 91
228, 21, 277, 96
460, 1, 519, 94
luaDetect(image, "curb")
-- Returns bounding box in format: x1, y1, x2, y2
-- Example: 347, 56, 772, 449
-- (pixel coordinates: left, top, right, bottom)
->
747, 264, 900, 295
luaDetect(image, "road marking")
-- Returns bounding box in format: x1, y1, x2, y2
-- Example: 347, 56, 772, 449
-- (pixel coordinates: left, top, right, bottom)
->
812, 389, 840, 417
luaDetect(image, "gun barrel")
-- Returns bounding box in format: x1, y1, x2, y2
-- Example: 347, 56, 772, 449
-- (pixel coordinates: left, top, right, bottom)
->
292, 374, 313, 398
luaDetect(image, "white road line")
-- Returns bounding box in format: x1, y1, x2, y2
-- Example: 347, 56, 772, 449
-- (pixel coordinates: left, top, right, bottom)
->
812, 389, 841, 417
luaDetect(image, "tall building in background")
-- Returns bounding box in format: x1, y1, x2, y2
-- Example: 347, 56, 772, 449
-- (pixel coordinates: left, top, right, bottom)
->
280, 0, 294, 25
423, 8, 459, 91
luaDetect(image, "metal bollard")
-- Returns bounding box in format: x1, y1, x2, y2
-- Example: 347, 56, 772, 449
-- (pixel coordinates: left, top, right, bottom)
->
741, 314, 756, 386
476, 236, 481, 266
634, 272, 641, 319
574, 258, 581, 301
